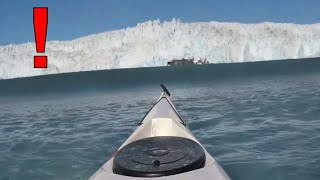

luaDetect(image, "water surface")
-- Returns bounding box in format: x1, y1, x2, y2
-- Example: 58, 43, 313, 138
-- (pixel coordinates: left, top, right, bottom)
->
0, 59, 320, 180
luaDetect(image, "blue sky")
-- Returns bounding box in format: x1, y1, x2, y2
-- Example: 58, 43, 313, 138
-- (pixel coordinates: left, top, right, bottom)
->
0, 0, 319, 45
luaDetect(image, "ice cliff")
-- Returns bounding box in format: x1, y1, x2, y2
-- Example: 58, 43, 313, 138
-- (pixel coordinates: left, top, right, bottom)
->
1, 19, 320, 79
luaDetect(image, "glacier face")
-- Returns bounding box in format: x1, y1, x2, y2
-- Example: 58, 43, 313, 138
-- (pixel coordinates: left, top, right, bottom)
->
1, 19, 320, 79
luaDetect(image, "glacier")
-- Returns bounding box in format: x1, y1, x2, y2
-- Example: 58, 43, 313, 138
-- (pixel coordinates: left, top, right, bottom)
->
0, 19, 320, 79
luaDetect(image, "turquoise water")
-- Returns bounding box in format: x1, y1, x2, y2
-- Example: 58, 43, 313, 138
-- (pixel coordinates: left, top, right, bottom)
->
0, 59, 320, 180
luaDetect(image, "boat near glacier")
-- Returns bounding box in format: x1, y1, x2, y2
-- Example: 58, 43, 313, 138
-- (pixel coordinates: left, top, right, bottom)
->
89, 84, 230, 180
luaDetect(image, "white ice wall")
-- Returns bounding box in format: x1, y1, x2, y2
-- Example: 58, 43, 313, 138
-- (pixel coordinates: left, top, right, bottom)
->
1, 19, 320, 79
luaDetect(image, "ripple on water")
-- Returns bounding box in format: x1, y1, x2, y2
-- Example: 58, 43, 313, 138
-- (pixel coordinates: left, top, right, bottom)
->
1, 73, 320, 180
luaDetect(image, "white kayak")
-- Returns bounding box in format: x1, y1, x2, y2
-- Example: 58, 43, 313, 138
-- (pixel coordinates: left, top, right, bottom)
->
89, 84, 231, 180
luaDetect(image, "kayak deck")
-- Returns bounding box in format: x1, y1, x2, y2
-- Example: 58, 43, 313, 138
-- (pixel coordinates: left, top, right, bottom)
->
89, 85, 230, 180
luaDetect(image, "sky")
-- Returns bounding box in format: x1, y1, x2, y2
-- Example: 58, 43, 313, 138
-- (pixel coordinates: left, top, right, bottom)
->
0, 0, 319, 45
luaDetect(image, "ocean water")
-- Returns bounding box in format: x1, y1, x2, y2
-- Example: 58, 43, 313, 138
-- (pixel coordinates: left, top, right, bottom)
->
0, 59, 320, 180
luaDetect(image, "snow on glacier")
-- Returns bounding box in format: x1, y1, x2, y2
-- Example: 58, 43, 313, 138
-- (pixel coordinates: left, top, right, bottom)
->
0, 19, 320, 79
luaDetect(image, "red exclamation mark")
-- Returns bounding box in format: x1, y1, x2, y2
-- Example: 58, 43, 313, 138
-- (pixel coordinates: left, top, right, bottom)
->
33, 7, 48, 68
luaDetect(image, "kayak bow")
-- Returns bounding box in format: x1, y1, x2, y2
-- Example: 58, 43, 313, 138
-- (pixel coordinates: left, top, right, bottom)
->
89, 84, 230, 180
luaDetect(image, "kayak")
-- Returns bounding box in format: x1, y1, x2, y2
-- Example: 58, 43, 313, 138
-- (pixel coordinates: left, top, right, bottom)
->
89, 84, 231, 180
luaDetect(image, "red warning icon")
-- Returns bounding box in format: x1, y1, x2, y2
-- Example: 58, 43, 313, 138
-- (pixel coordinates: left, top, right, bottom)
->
33, 7, 48, 68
